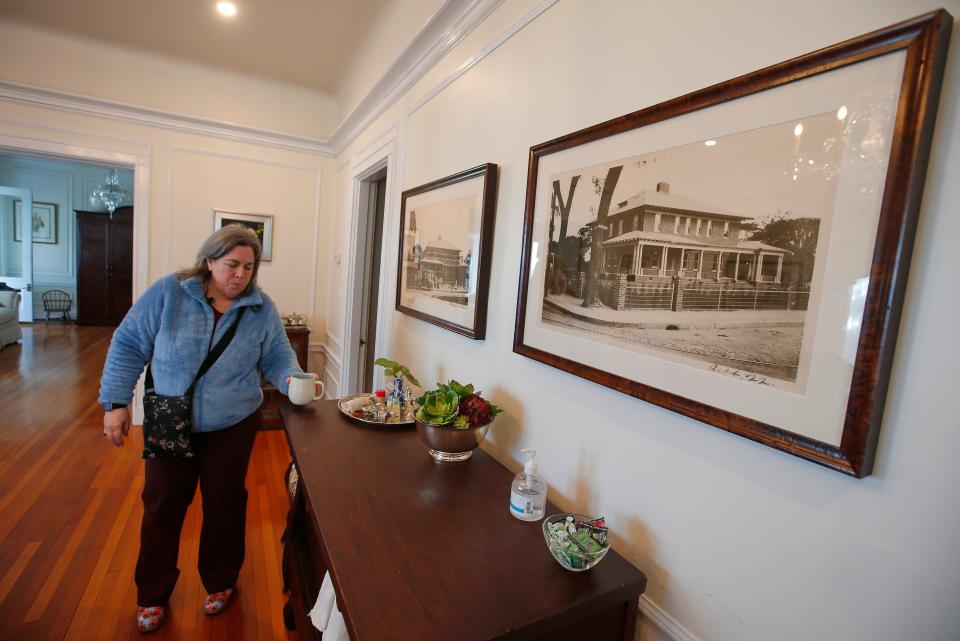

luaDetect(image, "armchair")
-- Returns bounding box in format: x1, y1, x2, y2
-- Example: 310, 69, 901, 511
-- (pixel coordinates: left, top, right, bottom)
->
0, 289, 22, 349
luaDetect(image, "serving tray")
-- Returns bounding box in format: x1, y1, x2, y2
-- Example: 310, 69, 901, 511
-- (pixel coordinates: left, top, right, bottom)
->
337, 392, 415, 428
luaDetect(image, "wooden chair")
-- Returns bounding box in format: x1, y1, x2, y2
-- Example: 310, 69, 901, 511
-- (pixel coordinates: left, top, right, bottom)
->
41, 289, 73, 324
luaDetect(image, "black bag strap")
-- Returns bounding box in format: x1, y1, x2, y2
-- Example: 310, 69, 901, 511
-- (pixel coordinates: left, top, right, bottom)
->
145, 306, 246, 394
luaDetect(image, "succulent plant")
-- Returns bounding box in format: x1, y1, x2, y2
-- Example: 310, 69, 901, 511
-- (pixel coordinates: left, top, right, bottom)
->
415, 389, 460, 425
415, 379, 502, 429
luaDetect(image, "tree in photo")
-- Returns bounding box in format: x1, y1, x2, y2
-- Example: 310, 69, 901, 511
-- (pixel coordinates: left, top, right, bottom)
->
552, 175, 580, 243
747, 213, 820, 287
582, 165, 623, 307
550, 176, 582, 278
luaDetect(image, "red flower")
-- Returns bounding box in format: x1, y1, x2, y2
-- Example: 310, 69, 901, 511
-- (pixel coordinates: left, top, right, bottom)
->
458, 394, 493, 426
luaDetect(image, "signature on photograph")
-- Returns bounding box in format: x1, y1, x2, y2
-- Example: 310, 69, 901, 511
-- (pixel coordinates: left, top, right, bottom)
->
708, 363, 772, 386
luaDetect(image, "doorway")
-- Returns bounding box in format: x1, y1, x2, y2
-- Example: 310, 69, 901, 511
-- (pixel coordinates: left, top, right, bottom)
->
0, 151, 135, 325
351, 167, 387, 394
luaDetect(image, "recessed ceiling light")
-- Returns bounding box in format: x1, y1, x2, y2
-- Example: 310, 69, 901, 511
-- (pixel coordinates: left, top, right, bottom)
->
704, 140, 717, 147
217, 2, 237, 17
794, 123, 804, 137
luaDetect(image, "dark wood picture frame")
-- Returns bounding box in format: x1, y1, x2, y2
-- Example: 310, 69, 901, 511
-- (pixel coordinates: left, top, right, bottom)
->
513, 10, 952, 477
396, 163, 499, 340
13, 201, 58, 244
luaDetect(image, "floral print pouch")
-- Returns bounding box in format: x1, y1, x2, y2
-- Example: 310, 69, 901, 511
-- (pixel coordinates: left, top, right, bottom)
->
142, 391, 195, 458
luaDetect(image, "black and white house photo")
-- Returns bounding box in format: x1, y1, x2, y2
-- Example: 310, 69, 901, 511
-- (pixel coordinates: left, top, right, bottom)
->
398, 192, 479, 326
402, 195, 474, 308
539, 113, 842, 391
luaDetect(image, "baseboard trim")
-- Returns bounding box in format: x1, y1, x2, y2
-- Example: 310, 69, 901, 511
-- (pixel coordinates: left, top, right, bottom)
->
313, 341, 342, 399
638, 595, 701, 641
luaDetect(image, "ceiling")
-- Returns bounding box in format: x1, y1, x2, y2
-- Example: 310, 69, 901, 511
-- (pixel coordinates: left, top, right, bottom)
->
0, 0, 395, 92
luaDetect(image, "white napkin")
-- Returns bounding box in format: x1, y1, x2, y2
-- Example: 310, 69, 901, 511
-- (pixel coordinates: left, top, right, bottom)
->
343, 397, 368, 413
308, 571, 349, 641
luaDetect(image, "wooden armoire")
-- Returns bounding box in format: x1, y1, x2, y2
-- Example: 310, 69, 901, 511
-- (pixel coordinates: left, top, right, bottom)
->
75, 206, 133, 326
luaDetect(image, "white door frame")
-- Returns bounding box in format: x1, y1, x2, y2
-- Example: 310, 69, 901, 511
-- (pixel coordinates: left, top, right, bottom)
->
340, 134, 399, 395
0, 134, 151, 303
0, 185, 34, 321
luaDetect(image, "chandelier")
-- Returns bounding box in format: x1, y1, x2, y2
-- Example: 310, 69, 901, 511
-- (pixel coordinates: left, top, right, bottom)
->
89, 169, 127, 217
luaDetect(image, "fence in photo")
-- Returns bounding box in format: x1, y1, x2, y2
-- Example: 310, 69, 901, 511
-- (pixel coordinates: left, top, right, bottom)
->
564, 273, 810, 313
680, 283, 810, 312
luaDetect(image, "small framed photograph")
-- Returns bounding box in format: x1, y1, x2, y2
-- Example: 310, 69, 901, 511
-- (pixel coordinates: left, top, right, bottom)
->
213, 210, 274, 261
513, 11, 951, 477
396, 163, 499, 340
13, 201, 58, 244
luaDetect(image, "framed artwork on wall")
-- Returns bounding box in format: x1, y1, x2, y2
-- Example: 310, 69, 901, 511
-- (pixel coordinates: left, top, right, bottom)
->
213, 210, 274, 261
13, 201, 58, 244
513, 10, 952, 477
396, 163, 499, 340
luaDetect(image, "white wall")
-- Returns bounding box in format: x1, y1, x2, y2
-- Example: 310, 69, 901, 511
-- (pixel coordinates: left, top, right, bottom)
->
0, 154, 134, 318
0, 20, 339, 141
165, 147, 323, 317
325, 1, 960, 641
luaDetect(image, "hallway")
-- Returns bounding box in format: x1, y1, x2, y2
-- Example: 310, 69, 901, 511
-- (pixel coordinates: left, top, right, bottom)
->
0, 324, 296, 640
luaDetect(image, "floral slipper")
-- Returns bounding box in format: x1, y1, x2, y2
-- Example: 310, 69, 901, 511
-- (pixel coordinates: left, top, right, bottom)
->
136, 605, 165, 633
203, 588, 234, 615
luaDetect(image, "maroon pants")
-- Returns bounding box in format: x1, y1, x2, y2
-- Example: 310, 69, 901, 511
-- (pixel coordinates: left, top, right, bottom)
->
135, 412, 259, 606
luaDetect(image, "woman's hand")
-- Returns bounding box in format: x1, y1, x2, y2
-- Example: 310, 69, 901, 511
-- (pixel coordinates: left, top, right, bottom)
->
103, 407, 131, 447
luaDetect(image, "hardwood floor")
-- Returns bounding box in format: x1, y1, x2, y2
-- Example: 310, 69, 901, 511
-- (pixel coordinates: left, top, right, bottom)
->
0, 324, 297, 640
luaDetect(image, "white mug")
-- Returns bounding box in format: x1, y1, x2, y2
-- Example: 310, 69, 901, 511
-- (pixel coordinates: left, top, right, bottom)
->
288, 373, 324, 405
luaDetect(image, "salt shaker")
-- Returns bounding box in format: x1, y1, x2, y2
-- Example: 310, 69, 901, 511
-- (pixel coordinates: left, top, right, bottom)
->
402, 385, 416, 421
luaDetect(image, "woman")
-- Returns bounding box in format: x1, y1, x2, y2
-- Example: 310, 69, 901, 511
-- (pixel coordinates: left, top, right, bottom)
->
100, 224, 317, 632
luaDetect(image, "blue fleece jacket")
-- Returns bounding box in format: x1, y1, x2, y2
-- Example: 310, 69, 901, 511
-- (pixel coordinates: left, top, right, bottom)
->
99, 274, 303, 432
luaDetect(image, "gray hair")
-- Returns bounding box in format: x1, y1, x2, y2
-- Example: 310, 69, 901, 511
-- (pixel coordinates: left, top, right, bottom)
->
177, 224, 263, 295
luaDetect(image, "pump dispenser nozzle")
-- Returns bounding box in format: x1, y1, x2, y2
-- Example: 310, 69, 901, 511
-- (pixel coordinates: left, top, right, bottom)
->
521, 448, 539, 477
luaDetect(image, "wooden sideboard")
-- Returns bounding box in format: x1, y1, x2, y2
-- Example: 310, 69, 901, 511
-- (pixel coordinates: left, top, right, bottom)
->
280, 400, 647, 641
259, 326, 309, 430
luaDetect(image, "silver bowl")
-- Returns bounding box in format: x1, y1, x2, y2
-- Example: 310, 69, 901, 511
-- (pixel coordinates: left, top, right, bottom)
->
415, 419, 492, 462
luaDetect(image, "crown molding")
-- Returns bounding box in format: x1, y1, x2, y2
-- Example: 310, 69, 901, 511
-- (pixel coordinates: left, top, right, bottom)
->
0, 80, 335, 156
328, 0, 505, 154
0, 0, 509, 158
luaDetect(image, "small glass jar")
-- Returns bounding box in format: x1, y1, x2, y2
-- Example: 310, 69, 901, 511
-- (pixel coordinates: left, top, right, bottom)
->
402, 385, 416, 421
373, 389, 387, 422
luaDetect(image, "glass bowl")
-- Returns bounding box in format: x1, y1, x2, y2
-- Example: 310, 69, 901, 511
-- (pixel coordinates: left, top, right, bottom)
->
541, 513, 610, 572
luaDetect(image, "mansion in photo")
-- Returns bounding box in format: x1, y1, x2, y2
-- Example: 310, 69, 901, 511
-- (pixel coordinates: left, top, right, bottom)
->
598, 182, 789, 284
404, 211, 471, 306
549, 182, 816, 313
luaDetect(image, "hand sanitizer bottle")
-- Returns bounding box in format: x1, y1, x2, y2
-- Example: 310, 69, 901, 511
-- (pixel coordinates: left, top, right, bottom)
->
509, 448, 547, 521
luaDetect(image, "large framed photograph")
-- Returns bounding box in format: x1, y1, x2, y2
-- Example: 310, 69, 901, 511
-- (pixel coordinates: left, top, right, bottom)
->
213, 210, 274, 261
396, 163, 498, 339
13, 201, 58, 244
513, 11, 951, 477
